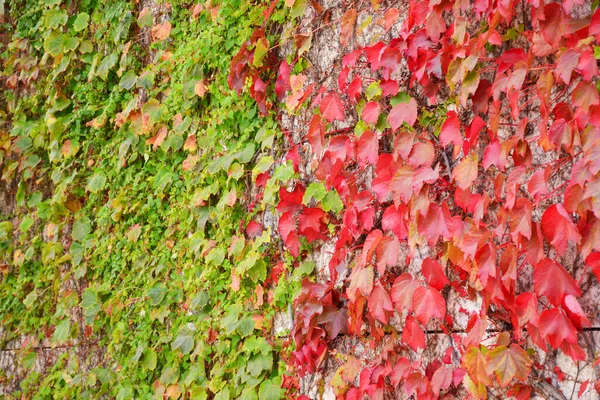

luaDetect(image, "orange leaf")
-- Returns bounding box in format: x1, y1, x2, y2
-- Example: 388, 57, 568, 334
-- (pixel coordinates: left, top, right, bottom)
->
151, 21, 172, 42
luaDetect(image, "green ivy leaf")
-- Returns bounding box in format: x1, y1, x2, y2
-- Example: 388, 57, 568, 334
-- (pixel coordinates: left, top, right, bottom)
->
44, 31, 65, 57
52, 319, 70, 343
148, 284, 167, 306
142, 349, 157, 371
322, 190, 343, 213
73, 13, 90, 32
303, 182, 327, 204
86, 172, 106, 193
246, 353, 272, 377
72, 218, 91, 241
237, 316, 255, 338
45, 9, 68, 29
258, 377, 285, 400
172, 325, 195, 354
96, 53, 118, 81
365, 82, 382, 101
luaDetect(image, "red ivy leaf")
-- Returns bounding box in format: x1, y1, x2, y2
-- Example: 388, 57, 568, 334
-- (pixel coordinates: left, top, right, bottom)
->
356, 130, 379, 168
391, 273, 418, 312
412, 286, 446, 325
320, 93, 345, 122
368, 283, 393, 324
539, 308, 578, 349
421, 257, 449, 291
555, 49, 579, 85
298, 207, 327, 242
534, 258, 581, 306
277, 186, 305, 213
585, 252, 600, 281
440, 110, 462, 148
402, 315, 426, 351
541, 204, 582, 256
246, 220, 263, 238
347, 76, 363, 103
275, 60, 291, 101
362, 102, 380, 124
308, 113, 326, 157
382, 204, 408, 240
563, 294, 591, 330
388, 98, 418, 130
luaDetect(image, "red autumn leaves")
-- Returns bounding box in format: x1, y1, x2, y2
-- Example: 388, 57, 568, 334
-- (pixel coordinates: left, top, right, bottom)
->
232, 0, 600, 396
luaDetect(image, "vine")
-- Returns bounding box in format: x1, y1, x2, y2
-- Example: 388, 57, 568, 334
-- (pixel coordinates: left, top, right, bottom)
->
0, 1, 298, 399
231, 0, 600, 398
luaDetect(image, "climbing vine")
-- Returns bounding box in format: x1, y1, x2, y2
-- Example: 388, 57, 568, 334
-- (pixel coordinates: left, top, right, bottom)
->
0, 1, 299, 399
231, 0, 600, 398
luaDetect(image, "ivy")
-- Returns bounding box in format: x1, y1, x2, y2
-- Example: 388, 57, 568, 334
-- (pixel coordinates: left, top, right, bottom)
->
0, 1, 299, 399
231, 0, 600, 398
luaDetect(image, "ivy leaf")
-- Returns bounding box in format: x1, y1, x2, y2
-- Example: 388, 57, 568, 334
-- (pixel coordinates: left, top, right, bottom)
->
356, 130, 378, 168
382, 204, 408, 239
402, 315, 425, 351
585, 252, 600, 281
86, 172, 107, 193
96, 53, 118, 81
142, 349, 157, 371
463, 346, 491, 385
348, 265, 374, 302
320, 93, 345, 122
303, 182, 327, 204
308, 113, 325, 157
541, 204, 581, 256
44, 32, 66, 57
539, 308, 578, 348
148, 284, 167, 306
247, 353, 272, 377
172, 325, 195, 354
259, 377, 285, 400
253, 37, 269, 67
388, 97, 417, 130
340, 9, 357, 46
555, 49, 579, 84
275, 60, 291, 100
534, 258, 581, 306
412, 286, 446, 325
440, 111, 462, 147
151, 21, 172, 41
421, 257, 449, 291
52, 319, 70, 343
237, 316, 255, 337
452, 153, 479, 190
72, 218, 91, 241
73, 13, 90, 32
137, 8, 153, 28
119, 71, 138, 91
367, 284, 393, 324
485, 344, 532, 386
322, 190, 343, 213
298, 207, 326, 242
391, 273, 419, 312
362, 102, 380, 124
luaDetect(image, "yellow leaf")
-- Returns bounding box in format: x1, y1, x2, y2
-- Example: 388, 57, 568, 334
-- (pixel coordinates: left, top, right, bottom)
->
485, 344, 532, 387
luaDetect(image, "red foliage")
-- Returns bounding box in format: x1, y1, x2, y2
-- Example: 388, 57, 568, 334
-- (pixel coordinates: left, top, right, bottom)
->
231, 0, 600, 397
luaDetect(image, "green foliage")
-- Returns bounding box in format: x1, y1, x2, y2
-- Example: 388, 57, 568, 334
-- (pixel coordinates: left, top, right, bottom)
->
0, 1, 298, 398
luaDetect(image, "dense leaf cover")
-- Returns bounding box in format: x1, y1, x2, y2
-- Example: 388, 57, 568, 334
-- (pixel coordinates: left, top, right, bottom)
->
0, 1, 296, 398
230, 0, 600, 398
